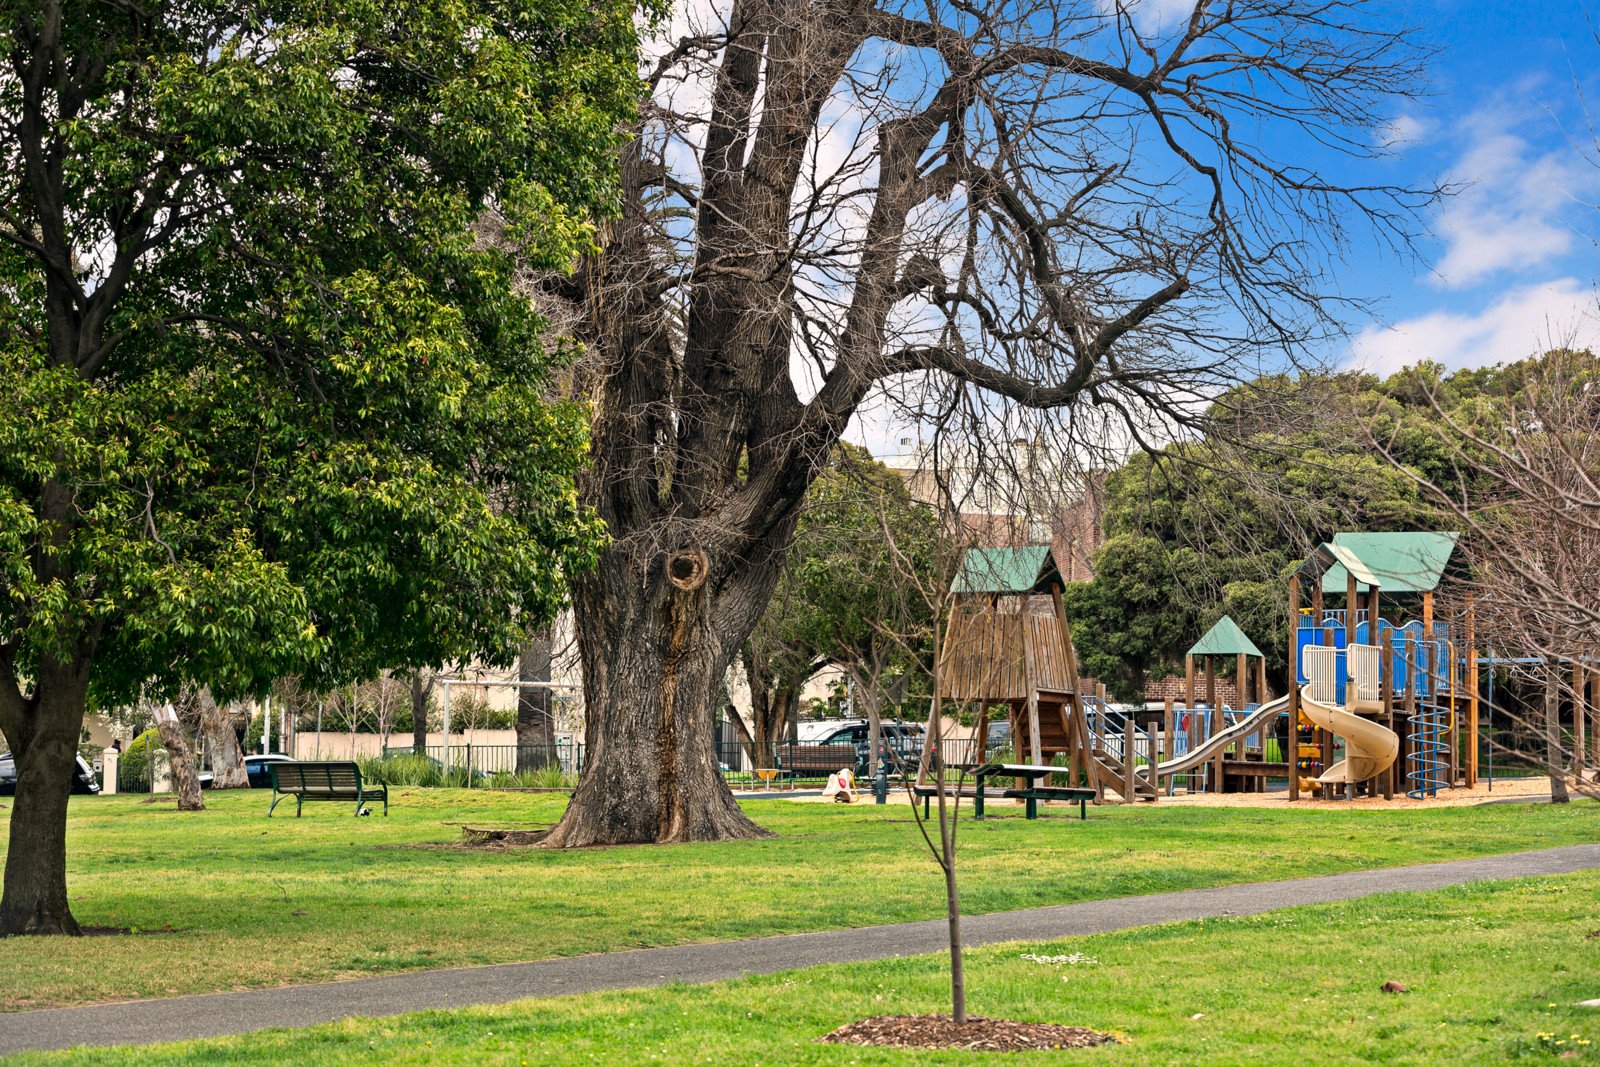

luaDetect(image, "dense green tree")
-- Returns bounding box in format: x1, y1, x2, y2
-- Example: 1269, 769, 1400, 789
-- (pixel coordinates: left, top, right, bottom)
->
1073, 363, 1515, 696
0, 0, 640, 934
741, 446, 949, 760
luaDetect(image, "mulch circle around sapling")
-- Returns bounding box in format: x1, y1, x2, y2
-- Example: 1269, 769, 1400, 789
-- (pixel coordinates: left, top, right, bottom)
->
819, 1014, 1119, 1052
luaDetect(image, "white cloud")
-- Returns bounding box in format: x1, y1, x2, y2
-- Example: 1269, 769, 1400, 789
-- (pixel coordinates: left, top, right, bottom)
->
1430, 102, 1592, 288
1347, 277, 1600, 374
1095, 0, 1195, 33
1376, 113, 1432, 150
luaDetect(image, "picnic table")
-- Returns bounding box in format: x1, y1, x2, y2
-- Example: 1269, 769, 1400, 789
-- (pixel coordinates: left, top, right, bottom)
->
971, 763, 1094, 820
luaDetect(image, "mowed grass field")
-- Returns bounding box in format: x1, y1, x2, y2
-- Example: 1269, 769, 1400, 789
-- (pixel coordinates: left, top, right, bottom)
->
0, 788, 1594, 1009
19, 870, 1600, 1065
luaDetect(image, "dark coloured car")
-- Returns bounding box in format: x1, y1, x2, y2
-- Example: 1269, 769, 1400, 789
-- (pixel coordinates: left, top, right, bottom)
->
244, 753, 297, 789
0, 752, 101, 796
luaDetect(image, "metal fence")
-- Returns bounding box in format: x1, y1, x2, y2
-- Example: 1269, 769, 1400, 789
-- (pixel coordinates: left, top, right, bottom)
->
377, 742, 584, 786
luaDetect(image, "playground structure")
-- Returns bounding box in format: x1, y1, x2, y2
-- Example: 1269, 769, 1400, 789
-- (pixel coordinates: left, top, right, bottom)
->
922, 532, 1542, 805
1283, 532, 1476, 800
1153, 532, 1480, 800
922, 546, 1156, 802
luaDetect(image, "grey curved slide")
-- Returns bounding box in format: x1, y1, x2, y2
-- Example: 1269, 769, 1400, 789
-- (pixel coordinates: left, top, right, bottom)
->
1140, 692, 1290, 782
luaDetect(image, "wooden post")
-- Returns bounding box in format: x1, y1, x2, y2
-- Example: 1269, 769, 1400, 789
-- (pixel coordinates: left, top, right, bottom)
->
1466, 594, 1478, 788
1124, 718, 1136, 804
1236, 652, 1248, 708
1162, 696, 1174, 794
1205, 656, 1217, 709
1288, 575, 1301, 802
1184, 654, 1197, 764
1256, 657, 1269, 702
1021, 618, 1042, 766
1346, 569, 1359, 640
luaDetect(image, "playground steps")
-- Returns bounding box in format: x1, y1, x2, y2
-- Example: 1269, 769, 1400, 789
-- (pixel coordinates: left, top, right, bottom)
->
1089, 749, 1158, 801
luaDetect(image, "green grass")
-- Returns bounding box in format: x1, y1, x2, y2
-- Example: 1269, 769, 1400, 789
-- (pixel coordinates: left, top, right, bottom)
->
0, 789, 1593, 1010
22, 869, 1600, 1064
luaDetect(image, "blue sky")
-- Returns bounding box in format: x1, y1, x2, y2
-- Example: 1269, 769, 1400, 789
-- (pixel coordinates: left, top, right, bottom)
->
1341, 1, 1600, 374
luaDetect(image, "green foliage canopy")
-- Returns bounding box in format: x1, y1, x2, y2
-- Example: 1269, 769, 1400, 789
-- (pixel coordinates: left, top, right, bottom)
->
0, 0, 643, 709
1066, 360, 1553, 698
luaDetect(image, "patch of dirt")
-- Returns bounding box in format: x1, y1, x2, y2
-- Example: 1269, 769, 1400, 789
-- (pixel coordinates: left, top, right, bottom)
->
819, 1015, 1118, 1052
77, 925, 182, 937
460, 825, 554, 848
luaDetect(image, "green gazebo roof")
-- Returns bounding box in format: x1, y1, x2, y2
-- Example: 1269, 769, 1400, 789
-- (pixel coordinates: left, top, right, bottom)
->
1313, 531, 1459, 594
950, 545, 1063, 595
1187, 615, 1264, 659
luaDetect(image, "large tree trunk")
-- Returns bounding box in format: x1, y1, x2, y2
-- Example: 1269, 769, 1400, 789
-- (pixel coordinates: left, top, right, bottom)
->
516, 628, 556, 772
541, 548, 774, 847
203, 697, 249, 789
411, 672, 432, 756
0, 658, 91, 935
153, 704, 204, 811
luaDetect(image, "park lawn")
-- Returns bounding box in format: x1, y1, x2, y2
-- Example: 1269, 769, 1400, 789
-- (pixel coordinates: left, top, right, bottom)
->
0, 788, 1594, 1010
23, 868, 1600, 1065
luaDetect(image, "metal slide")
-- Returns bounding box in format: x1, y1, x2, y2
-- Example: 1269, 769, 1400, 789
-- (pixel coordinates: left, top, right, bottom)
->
1141, 693, 1290, 782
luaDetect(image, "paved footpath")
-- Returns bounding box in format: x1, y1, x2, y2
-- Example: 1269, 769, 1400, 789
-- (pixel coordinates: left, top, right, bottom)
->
5, 843, 1599, 1056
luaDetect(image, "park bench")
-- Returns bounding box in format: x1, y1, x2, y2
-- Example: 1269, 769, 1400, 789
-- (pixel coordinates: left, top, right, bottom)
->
775, 743, 858, 781
268, 761, 387, 817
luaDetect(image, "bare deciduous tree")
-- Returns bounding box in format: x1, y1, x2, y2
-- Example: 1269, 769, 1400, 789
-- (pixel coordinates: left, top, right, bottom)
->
539, 0, 1434, 846
1375, 349, 1600, 801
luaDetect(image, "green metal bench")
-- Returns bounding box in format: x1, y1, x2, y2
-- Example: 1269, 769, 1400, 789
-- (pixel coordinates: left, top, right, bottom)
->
268, 761, 387, 817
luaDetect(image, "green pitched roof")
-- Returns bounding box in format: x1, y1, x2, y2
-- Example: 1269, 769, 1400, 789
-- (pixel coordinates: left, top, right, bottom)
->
950, 545, 1062, 595
1316, 531, 1459, 594
1187, 615, 1264, 659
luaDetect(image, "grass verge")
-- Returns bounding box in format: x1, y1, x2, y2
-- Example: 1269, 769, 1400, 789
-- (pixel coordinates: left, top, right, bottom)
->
0, 788, 1592, 1009
20, 869, 1600, 1064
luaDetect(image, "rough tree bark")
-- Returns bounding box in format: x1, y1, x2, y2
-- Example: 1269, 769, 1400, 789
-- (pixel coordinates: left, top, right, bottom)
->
536, 0, 1430, 846
542, 548, 775, 845
0, 656, 90, 935
1545, 671, 1571, 804
153, 703, 204, 811
411, 672, 432, 756
517, 629, 556, 772
202, 697, 249, 789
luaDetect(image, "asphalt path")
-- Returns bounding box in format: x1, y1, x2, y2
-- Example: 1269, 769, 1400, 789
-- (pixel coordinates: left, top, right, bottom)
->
4, 843, 1598, 1056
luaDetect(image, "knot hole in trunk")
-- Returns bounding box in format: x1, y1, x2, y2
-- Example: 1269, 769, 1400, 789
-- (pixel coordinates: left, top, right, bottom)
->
667, 548, 709, 592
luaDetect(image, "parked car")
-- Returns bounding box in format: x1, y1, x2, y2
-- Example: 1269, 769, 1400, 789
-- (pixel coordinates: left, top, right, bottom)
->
0, 752, 101, 796
244, 753, 297, 789
795, 719, 925, 772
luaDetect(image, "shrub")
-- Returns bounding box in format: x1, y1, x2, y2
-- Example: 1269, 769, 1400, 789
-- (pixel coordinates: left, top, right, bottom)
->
119, 729, 164, 792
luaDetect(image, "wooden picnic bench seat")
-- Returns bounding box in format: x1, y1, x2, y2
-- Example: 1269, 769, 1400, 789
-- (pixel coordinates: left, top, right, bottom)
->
268, 761, 387, 817
998, 785, 1094, 820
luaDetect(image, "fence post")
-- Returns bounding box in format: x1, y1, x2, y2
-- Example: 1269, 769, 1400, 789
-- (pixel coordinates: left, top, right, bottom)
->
466, 742, 473, 788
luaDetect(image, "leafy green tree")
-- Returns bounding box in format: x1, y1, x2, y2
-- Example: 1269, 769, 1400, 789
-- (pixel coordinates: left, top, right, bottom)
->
0, 0, 638, 934
1074, 366, 1492, 696
741, 446, 950, 761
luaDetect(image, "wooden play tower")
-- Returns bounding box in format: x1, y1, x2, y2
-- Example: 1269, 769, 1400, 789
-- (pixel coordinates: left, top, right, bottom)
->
924, 546, 1155, 799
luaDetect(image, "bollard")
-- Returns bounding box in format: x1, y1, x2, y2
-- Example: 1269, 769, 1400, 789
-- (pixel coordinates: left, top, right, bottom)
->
874, 745, 888, 804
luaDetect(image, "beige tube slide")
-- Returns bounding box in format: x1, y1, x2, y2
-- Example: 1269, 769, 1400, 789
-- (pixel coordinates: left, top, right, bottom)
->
1298, 684, 1398, 784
